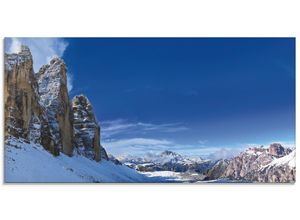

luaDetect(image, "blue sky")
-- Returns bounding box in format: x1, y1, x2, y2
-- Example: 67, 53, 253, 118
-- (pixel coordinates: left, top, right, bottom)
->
5, 38, 295, 157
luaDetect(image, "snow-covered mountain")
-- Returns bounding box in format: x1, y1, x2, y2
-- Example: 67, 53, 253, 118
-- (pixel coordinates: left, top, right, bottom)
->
205, 144, 296, 183
4, 45, 146, 183
119, 150, 213, 173
120, 144, 296, 183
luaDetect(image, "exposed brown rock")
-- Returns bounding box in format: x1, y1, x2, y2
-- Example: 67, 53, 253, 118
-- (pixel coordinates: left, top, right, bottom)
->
205, 145, 295, 183
4, 46, 52, 153
72, 95, 108, 161
5, 45, 122, 163
36, 58, 74, 156
269, 143, 286, 157
204, 159, 229, 180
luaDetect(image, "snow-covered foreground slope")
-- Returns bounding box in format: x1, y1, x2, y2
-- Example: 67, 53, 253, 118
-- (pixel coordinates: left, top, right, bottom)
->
5, 137, 149, 183
143, 171, 188, 182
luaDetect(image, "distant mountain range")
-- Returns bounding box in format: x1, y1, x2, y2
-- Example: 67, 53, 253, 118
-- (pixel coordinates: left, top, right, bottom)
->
118, 150, 213, 173
205, 143, 295, 183
119, 143, 296, 183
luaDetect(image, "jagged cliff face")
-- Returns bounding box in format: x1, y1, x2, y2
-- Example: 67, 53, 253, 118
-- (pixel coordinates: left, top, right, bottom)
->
205, 144, 295, 183
205, 159, 229, 180
72, 95, 108, 161
5, 46, 36, 138
4, 45, 107, 162
4, 46, 49, 145
36, 58, 73, 156
251, 150, 296, 183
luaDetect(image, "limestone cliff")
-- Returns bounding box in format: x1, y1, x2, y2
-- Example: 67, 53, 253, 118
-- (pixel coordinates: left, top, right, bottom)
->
205, 144, 295, 183
72, 95, 108, 161
5, 45, 108, 162
4, 46, 51, 149
36, 58, 74, 156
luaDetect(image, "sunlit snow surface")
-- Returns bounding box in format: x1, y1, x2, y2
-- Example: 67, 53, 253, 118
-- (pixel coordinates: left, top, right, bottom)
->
5, 137, 149, 183
142, 171, 189, 182
266, 150, 296, 168
5, 137, 199, 183
5, 137, 241, 183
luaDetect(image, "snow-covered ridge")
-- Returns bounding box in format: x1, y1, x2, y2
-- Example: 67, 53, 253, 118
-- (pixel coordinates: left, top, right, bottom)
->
265, 150, 296, 169
5, 137, 148, 183
205, 144, 296, 183
120, 150, 204, 165
119, 150, 211, 173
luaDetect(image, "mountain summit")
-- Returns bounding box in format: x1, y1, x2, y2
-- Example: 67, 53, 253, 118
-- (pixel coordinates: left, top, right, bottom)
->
4, 46, 106, 161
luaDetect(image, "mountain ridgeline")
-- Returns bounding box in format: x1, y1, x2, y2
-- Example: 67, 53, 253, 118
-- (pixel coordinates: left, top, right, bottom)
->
4, 45, 296, 183
4, 45, 107, 161
120, 145, 296, 183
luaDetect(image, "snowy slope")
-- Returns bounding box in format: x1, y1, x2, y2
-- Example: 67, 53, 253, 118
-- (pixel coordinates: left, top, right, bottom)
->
5, 137, 149, 183
264, 150, 296, 169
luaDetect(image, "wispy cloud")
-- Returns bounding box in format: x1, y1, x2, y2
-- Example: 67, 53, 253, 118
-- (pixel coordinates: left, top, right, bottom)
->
102, 137, 173, 156
100, 119, 252, 157
104, 138, 172, 148
206, 141, 296, 161
5, 38, 68, 71
102, 136, 242, 158
197, 140, 208, 145
67, 72, 74, 93
101, 119, 188, 139
5, 38, 72, 92
100, 119, 295, 157
207, 148, 242, 160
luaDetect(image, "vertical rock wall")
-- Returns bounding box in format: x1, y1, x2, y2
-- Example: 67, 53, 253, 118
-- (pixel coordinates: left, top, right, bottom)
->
72, 95, 108, 161
36, 58, 74, 156
4, 46, 47, 142
5, 45, 108, 162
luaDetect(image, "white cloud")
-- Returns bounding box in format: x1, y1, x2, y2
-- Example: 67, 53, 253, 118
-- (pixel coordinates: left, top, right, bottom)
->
207, 148, 242, 160
8, 38, 22, 54
102, 124, 295, 157
102, 137, 174, 156
101, 119, 188, 138
67, 72, 74, 93
197, 140, 208, 145
104, 138, 172, 148
5, 38, 72, 92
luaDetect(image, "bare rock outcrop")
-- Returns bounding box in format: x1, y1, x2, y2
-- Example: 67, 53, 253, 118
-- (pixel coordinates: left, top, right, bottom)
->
268, 143, 289, 157
248, 150, 296, 183
36, 58, 74, 156
72, 95, 108, 161
205, 145, 295, 183
204, 159, 229, 180
4, 46, 51, 149
223, 147, 274, 180
5, 45, 121, 163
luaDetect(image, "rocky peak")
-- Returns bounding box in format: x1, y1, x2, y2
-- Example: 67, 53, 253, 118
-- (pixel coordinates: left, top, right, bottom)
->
269, 143, 286, 157
246, 150, 296, 183
19, 45, 32, 56
4, 45, 56, 157
36, 57, 73, 156
5, 45, 32, 71
4, 45, 40, 139
5, 45, 110, 162
205, 144, 295, 182
161, 150, 178, 157
72, 95, 108, 161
